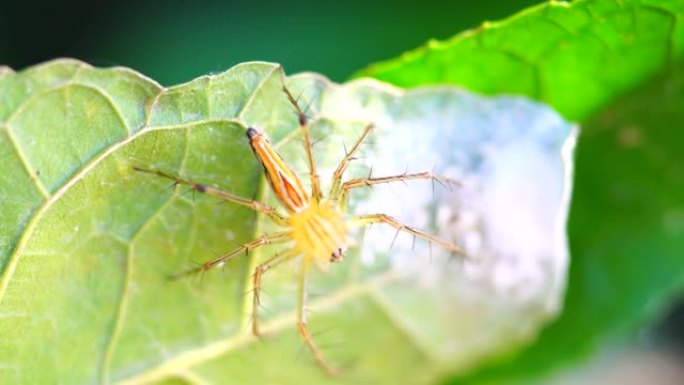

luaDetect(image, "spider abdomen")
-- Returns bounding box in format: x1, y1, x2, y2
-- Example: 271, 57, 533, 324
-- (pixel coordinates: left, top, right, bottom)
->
289, 200, 348, 270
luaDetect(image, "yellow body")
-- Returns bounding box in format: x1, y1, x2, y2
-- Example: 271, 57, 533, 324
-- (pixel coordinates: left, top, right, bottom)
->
247, 127, 348, 270
289, 200, 347, 270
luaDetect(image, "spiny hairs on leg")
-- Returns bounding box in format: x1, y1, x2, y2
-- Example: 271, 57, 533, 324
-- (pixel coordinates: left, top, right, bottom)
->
351, 213, 462, 256
329, 123, 374, 198
281, 85, 322, 201
323, 121, 461, 201
296, 260, 338, 376
281, 85, 310, 126
251, 249, 299, 337
133, 166, 288, 225
336, 171, 462, 204
342, 171, 461, 191
169, 232, 291, 280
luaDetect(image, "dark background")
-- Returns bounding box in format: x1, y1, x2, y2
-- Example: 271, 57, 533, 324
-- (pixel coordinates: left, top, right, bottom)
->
1, 0, 540, 85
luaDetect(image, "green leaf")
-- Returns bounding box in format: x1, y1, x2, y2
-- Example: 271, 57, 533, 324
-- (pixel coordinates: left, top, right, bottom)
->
451, 59, 684, 385
453, 59, 684, 384
354, 0, 684, 383
358, 0, 684, 121
0, 60, 574, 384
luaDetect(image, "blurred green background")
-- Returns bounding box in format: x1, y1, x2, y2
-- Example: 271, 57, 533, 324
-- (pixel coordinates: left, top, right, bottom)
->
0, 0, 539, 85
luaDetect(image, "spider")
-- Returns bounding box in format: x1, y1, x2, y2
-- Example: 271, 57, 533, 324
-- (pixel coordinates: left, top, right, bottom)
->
135, 85, 462, 376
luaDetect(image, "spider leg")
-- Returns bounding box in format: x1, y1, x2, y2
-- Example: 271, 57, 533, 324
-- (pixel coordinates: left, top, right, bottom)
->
339, 171, 461, 204
134, 167, 288, 226
296, 260, 338, 376
171, 232, 291, 279
328, 123, 374, 199
251, 249, 298, 337
281, 85, 322, 202
351, 214, 462, 255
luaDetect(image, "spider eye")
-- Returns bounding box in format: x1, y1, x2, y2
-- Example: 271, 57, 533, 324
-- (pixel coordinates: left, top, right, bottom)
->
330, 247, 346, 262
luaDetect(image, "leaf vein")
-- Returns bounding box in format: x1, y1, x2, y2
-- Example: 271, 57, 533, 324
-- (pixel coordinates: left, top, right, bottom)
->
236, 65, 281, 120
0, 119, 239, 306
0, 127, 50, 199
115, 272, 398, 385
367, 287, 441, 362
100, 191, 183, 384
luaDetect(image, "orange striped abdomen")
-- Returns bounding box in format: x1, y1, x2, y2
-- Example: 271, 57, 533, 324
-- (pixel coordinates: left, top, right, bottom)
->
247, 127, 309, 213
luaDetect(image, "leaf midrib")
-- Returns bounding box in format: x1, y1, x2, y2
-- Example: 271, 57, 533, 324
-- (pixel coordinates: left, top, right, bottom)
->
116, 271, 400, 385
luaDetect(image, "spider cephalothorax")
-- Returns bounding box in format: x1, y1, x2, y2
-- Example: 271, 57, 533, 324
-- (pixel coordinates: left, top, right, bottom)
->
136, 84, 462, 376
246, 126, 348, 268
288, 199, 348, 266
